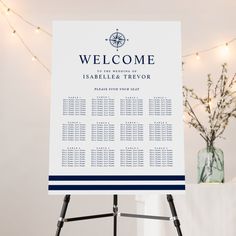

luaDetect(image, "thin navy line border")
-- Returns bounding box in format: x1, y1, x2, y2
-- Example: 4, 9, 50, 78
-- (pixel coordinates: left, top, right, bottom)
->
48, 185, 185, 191
49, 175, 185, 181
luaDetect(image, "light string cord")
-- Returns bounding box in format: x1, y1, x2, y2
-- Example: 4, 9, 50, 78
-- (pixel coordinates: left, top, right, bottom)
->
183, 38, 236, 59
0, 0, 52, 36
0, 10, 51, 73
1, 0, 236, 73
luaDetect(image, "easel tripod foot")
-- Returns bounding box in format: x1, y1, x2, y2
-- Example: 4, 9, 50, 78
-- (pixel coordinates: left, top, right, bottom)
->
55, 194, 182, 236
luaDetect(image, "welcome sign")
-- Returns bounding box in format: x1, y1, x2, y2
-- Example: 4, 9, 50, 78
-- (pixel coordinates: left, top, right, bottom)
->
49, 21, 185, 194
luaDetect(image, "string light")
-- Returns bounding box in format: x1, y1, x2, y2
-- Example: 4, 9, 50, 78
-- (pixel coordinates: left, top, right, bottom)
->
0, 0, 52, 36
219, 42, 230, 58
0, 10, 50, 73
5, 7, 10, 15
0, 0, 236, 74
31, 56, 37, 61
35, 26, 40, 33
225, 42, 229, 51
195, 52, 200, 60
183, 38, 236, 60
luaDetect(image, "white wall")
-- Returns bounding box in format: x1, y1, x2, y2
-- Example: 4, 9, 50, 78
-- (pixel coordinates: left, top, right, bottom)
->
1, 0, 236, 235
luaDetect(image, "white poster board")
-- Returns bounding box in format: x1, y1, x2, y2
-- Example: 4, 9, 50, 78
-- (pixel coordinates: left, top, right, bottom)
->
49, 21, 185, 194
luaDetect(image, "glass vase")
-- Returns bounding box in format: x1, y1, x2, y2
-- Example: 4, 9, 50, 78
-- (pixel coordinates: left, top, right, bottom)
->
197, 145, 224, 183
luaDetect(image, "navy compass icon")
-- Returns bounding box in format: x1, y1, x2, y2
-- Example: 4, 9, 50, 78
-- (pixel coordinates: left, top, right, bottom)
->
106, 29, 128, 51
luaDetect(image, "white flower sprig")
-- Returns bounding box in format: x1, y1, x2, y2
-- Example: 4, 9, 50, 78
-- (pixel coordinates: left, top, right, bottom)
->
183, 63, 236, 146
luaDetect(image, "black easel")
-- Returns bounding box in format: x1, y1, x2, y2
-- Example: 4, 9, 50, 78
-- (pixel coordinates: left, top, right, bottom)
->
55, 194, 182, 236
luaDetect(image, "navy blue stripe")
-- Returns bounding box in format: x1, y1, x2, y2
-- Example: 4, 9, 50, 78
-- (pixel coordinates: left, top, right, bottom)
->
48, 185, 185, 191
49, 175, 185, 181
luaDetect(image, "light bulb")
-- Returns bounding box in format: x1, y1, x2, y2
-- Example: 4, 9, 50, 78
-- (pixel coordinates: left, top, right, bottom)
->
220, 42, 230, 57
223, 43, 229, 55
32, 56, 37, 61
196, 52, 200, 60
225, 43, 229, 51
35, 26, 40, 33
6, 8, 10, 15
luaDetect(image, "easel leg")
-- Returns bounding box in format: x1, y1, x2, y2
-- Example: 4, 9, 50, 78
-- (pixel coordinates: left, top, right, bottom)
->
167, 194, 182, 236
113, 195, 118, 236
55, 195, 71, 236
